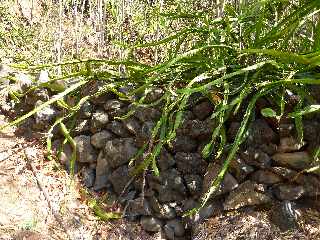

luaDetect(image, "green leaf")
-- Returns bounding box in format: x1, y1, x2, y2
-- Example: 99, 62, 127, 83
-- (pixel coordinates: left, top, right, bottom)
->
261, 108, 277, 118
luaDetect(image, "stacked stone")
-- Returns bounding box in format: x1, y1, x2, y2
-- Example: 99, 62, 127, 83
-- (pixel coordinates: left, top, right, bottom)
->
14, 86, 320, 239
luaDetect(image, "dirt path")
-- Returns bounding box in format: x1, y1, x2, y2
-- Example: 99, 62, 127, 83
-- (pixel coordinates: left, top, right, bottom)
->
0, 114, 155, 240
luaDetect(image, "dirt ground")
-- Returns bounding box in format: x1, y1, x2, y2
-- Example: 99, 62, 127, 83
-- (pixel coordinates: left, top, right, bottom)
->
1, 113, 320, 240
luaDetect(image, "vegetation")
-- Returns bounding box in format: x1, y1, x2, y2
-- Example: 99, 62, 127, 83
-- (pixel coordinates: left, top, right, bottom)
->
1, 0, 320, 214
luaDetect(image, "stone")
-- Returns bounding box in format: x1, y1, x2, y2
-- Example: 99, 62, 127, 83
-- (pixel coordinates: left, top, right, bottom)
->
273, 184, 305, 200
133, 106, 161, 122
171, 135, 198, 153
136, 121, 155, 146
202, 163, 238, 198
157, 186, 186, 203
279, 123, 295, 138
124, 197, 152, 220
74, 135, 97, 163
184, 174, 203, 196
295, 174, 320, 197
37, 70, 49, 83
175, 152, 207, 175
259, 143, 277, 156
227, 122, 240, 142
25, 88, 50, 104
73, 119, 90, 134
110, 165, 131, 195
140, 216, 163, 232
159, 169, 187, 195
229, 155, 254, 181
52, 140, 79, 173
15, 72, 32, 91
91, 110, 109, 132
240, 148, 272, 169
245, 119, 278, 146
94, 151, 112, 191
157, 148, 175, 171
164, 219, 185, 239
188, 119, 215, 140
272, 151, 311, 170
123, 117, 141, 135
223, 181, 272, 210
104, 99, 125, 111
82, 167, 95, 188
104, 138, 137, 168
270, 201, 299, 231
192, 100, 214, 120
106, 121, 131, 138
79, 101, 93, 119
278, 137, 305, 153
34, 100, 58, 129
144, 87, 164, 103
270, 167, 297, 180
251, 170, 282, 185
148, 196, 177, 220
91, 130, 114, 149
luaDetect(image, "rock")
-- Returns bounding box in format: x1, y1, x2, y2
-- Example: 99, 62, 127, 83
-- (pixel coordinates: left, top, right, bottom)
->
270, 201, 299, 231
124, 197, 152, 220
74, 135, 97, 163
192, 100, 214, 120
278, 137, 305, 153
82, 167, 95, 188
119, 190, 136, 205
91, 130, 114, 149
25, 88, 50, 104
34, 100, 57, 129
79, 101, 93, 119
295, 174, 320, 197
175, 152, 207, 175
106, 121, 131, 137
251, 170, 282, 185
73, 119, 90, 134
157, 148, 175, 171
149, 196, 177, 220
90, 110, 109, 132
223, 180, 272, 210
273, 184, 305, 200
134, 106, 161, 122
245, 119, 278, 146
140, 216, 163, 232
240, 148, 272, 169
202, 164, 238, 198
227, 122, 240, 142
123, 117, 141, 135
15, 72, 32, 91
37, 70, 49, 83
259, 143, 277, 156
188, 119, 215, 140
104, 99, 125, 111
157, 186, 186, 203
272, 151, 311, 170
164, 219, 185, 239
303, 120, 320, 150
104, 138, 137, 168
136, 121, 155, 146
158, 169, 187, 196
279, 123, 295, 138
171, 135, 198, 153
94, 151, 112, 191
110, 165, 131, 195
52, 140, 79, 173
270, 167, 297, 180
144, 88, 164, 103
184, 174, 203, 196
229, 155, 254, 181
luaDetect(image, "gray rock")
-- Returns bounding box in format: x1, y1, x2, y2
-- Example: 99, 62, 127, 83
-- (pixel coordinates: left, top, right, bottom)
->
73, 119, 90, 134
104, 138, 137, 168
157, 186, 186, 203
270, 167, 298, 180
148, 196, 177, 220
82, 167, 95, 188
192, 100, 213, 120
240, 148, 272, 169
270, 201, 299, 231
91, 110, 109, 132
144, 88, 164, 103
274, 184, 305, 200
123, 117, 141, 135
52, 140, 79, 173
158, 148, 175, 171
106, 121, 131, 137
229, 155, 254, 181
25, 88, 50, 104
140, 216, 163, 232
104, 99, 125, 111
184, 174, 203, 196
175, 152, 207, 175
272, 151, 311, 170
133, 106, 161, 122
188, 119, 215, 140
171, 135, 198, 153
160, 169, 187, 195
295, 174, 320, 197
34, 100, 58, 129
227, 122, 240, 142
245, 119, 278, 146
91, 130, 114, 149
110, 165, 131, 195
164, 219, 185, 239
224, 180, 272, 210
278, 137, 305, 153
79, 101, 93, 119
94, 151, 112, 191
202, 163, 238, 198
74, 135, 97, 163
15, 72, 32, 91
37, 70, 49, 83
124, 197, 152, 220
259, 143, 277, 155
251, 170, 282, 185
279, 123, 295, 138
136, 121, 155, 146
